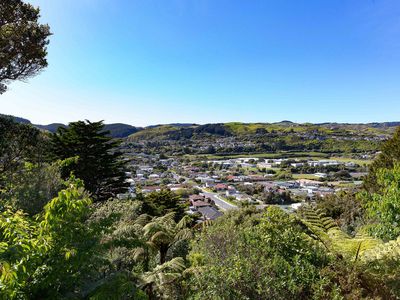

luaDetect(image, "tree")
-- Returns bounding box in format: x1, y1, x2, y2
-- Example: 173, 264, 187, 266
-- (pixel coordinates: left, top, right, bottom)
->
0, 0, 51, 93
188, 207, 334, 299
139, 189, 187, 221
51, 120, 128, 201
0, 115, 50, 189
135, 213, 192, 265
362, 163, 400, 241
2, 161, 63, 215
364, 127, 400, 192
0, 179, 101, 299
130, 213, 192, 299
138, 257, 186, 300
188, 207, 399, 299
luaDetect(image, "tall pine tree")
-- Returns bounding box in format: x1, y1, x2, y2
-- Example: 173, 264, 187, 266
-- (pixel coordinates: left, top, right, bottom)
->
51, 120, 128, 201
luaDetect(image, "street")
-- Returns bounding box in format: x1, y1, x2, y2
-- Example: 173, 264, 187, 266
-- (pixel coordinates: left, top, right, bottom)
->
198, 187, 238, 211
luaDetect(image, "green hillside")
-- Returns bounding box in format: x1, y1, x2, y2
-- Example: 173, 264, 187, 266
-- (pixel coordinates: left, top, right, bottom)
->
128, 121, 397, 141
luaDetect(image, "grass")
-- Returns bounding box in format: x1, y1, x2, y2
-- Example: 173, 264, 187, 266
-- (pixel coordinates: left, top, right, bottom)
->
127, 124, 179, 140
329, 156, 372, 165
219, 195, 239, 206
292, 174, 318, 180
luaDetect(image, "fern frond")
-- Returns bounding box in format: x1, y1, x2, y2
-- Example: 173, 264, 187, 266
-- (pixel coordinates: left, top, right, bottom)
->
361, 236, 400, 262
298, 205, 384, 260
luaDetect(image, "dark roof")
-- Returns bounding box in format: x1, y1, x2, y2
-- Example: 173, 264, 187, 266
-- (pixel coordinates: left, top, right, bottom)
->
198, 206, 223, 220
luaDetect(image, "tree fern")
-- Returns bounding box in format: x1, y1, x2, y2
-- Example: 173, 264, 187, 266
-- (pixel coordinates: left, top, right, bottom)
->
298, 205, 384, 260
360, 236, 400, 262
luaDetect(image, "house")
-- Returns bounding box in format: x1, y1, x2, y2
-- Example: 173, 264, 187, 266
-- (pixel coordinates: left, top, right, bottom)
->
257, 162, 273, 169
345, 162, 356, 167
191, 201, 211, 208
248, 175, 265, 182
125, 178, 135, 186
167, 184, 184, 191
290, 162, 304, 168
215, 183, 228, 191
189, 194, 206, 203
205, 180, 216, 188
277, 181, 299, 189
226, 175, 237, 182
141, 186, 162, 193
314, 172, 327, 178
226, 186, 237, 196
308, 160, 340, 167
297, 179, 323, 187
189, 194, 214, 206
197, 206, 223, 220
139, 166, 153, 172
149, 174, 160, 179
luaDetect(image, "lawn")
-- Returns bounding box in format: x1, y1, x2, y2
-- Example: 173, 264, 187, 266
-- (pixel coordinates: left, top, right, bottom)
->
330, 156, 372, 165
292, 174, 318, 180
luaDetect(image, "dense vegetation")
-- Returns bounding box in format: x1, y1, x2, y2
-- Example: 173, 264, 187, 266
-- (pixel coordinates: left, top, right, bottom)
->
51, 120, 128, 201
0, 0, 51, 93
1, 114, 400, 299
1, 1, 399, 298
125, 122, 393, 156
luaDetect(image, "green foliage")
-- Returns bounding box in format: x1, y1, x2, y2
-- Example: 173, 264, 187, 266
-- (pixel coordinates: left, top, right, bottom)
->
364, 126, 400, 192
0, 208, 48, 299
134, 213, 192, 266
139, 190, 187, 222
188, 206, 399, 299
0, 0, 51, 93
362, 163, 400, 240
0, 116, 50, 186
1, 162, 63, 215
315, 191, 364, 235
0, 179, 103, 299
138, 257, 186, 300
188, 207, 336, 300
51, 120, 128, 201
298, 206, 382, 261
88, 272, 147, 300
275, 169, 293, 180
89, 198, 143, 273
298, 206, 400, 298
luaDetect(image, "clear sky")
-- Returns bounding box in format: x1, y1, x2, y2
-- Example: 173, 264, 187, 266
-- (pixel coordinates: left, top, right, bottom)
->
1, 0, 400, 126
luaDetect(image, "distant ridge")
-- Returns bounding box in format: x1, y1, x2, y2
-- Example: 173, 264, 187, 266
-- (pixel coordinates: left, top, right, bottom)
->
35, 123, 67, 132
2, 114, 400, 140
127, 121, 400, 142
146, 123, 197, 129
0, 114, 142, 138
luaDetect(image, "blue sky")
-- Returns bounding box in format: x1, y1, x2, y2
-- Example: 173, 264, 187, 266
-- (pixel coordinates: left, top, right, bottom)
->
2, 0, 400, 126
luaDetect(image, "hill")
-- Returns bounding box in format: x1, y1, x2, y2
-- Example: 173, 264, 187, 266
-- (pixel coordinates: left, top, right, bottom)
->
127, 121, 398, 142
125, 121, 400, 156
0, 114, 142, 138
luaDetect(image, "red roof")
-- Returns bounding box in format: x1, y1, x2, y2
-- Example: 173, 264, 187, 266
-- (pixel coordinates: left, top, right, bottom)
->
189, 194, 204, 201
215, 183, 228, 189
192, 201, 211, 207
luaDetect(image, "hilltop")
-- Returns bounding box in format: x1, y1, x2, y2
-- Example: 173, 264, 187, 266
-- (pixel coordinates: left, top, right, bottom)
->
0, 114, 142, 138
127, 121, 399, 141
125, 121, 399, 157
2, 113, 399, 144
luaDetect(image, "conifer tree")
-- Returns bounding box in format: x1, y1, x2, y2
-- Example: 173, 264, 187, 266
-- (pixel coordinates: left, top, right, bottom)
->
51, 120, 128, 201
